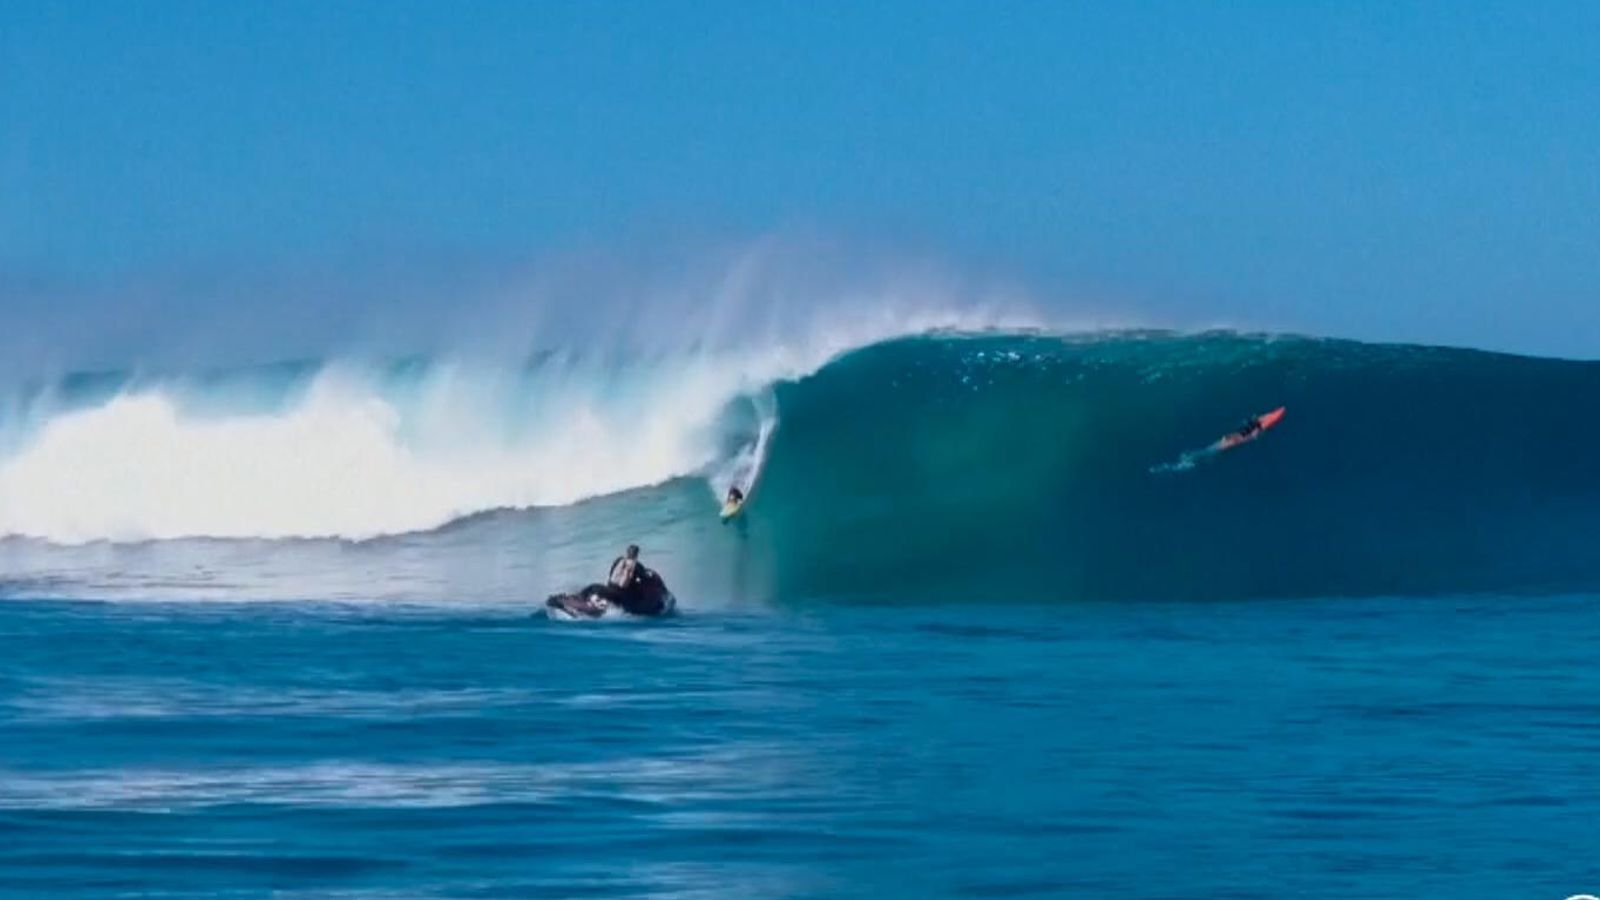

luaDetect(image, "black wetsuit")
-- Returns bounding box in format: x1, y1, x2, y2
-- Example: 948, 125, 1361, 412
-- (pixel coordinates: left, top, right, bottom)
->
619, 569, 669, 615
580, 560, 669, 616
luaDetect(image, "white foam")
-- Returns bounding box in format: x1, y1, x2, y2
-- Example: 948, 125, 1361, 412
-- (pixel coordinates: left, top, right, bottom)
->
709, 388, 777, 501
0, 306, 1039, 543
0, 751, 785, 810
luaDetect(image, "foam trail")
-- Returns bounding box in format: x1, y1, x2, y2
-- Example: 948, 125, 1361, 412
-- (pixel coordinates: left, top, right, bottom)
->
710, 389, 777, 501
1149, 446, 1212, 474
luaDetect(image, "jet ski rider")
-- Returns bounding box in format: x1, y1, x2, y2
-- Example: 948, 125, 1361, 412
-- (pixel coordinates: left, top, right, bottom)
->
607, 544, 642, 594
569, 544, 664, 615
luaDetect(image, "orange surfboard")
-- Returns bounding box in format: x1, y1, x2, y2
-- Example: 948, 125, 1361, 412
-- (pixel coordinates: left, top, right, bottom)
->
1217, 406, 1285, 450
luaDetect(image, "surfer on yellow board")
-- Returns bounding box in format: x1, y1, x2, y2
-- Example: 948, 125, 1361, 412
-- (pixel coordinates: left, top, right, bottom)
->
720, 486, 746, 522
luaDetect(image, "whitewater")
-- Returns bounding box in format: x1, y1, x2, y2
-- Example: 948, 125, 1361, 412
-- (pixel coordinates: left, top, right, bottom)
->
0, 304, 1025, 544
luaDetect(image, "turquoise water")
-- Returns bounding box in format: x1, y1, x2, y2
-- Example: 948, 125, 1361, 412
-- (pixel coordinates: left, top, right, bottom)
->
4, 331, 1600, 896
3, 594, 1597, 897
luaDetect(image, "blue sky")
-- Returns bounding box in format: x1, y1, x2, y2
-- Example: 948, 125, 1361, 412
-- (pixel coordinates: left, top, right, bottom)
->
3, 1, 1598, 358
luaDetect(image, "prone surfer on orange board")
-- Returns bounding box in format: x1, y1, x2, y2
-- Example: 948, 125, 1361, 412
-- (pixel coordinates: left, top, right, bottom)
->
1216, 407, 1284, 451
1152, 406, 1285, 473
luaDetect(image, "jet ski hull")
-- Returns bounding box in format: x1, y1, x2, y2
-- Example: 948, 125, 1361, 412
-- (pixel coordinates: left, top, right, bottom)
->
543, 581, 677, 621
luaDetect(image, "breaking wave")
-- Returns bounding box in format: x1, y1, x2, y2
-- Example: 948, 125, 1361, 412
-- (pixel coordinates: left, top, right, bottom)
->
4, 328, 1599, 602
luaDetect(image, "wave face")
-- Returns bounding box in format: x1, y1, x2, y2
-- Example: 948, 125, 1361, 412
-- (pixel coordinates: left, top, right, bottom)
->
753, 333, 1600, 602
3, 330, 1599, 602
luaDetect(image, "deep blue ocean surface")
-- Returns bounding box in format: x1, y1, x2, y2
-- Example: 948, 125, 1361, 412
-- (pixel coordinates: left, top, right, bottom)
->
4, 330, 1599, 896
3, 593, 1598, 898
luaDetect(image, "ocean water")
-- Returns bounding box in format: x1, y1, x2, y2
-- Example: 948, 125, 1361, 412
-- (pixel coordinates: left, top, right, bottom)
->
3, 329, 1599, 896
3, 595, 1598, 898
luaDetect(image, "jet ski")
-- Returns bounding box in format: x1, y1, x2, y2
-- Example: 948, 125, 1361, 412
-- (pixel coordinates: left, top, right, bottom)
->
544, 568, 677, 621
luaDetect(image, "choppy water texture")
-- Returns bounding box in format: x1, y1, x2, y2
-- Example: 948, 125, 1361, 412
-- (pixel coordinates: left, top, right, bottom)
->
2, 596, 1598, 898
3, 329, 1599, 896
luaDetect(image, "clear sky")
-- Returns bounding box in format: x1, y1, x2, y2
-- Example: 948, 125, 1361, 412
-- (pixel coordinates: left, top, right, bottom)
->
3, 1, 1598, 359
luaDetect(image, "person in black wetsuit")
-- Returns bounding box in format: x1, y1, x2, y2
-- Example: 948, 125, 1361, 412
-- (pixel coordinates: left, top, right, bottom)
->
607, 544, 642, 593
574, 545, 670, 616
